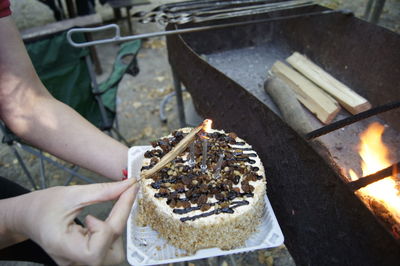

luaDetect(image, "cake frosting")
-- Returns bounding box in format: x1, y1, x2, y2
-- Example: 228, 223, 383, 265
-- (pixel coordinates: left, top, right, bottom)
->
136, 127, 266, 253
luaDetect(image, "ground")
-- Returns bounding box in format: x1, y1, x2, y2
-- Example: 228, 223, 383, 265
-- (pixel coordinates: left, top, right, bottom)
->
0, 0, 399, 265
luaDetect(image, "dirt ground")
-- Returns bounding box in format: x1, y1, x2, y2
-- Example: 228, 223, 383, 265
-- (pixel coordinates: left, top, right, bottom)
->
1, 0, 399, 265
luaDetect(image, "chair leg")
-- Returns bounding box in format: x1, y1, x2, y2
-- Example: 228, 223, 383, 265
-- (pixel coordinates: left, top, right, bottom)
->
160, 91, 177, 123
172, 69, 187, 127
39, 151, 47, 189
7, 144, 38, 190
159, 88, 187, 124
19, 144, 96, 184
63, 165, 80, 186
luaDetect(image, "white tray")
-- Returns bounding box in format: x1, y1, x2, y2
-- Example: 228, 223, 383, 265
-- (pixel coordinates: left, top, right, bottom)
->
126, 146, 284, 266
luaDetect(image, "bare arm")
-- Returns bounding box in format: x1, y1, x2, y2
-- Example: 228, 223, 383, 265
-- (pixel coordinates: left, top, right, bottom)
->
0, 16, 128, 180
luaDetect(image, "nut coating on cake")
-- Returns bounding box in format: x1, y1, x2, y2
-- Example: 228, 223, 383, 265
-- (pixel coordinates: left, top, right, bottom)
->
137, 128, 266, 253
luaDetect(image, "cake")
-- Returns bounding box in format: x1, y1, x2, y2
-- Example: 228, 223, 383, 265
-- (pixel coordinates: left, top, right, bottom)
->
136, 127, 266, 253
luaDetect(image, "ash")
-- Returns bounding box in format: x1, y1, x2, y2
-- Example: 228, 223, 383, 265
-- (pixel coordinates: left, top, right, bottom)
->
204, 43, 291, 115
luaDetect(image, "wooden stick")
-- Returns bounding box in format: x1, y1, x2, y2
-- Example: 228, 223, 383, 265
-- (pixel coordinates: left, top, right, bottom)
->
271, 61, 341, 124
136, 119, 209, 183
286, 52, 371, 115
264, 75, 314, 135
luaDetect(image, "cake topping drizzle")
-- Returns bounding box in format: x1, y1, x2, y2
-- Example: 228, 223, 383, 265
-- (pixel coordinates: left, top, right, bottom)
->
180, 200, 249, 222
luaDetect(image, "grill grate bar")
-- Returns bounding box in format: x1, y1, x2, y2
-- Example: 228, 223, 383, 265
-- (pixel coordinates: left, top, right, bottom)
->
305, 101, 400, 140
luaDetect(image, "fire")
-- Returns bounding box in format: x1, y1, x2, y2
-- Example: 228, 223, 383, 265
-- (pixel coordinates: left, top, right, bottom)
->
349, 122, 400, 229
199, 119, 213, 139
358, 122, 390, 175
202, 119, 213, 133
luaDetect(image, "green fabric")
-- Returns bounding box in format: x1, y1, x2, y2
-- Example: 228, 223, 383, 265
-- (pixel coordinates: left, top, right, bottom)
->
99, 40, 141, 113
25, 32, 141, 130
26, 31, 103, 127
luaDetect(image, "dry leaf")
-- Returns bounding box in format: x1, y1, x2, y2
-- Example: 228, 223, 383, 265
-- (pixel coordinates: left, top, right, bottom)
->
132, 102, 142, 109
155, 76, 166, 82
142, 126, 153, 136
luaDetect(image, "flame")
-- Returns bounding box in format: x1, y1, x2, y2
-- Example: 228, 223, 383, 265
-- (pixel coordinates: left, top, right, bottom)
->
358, 122, 390, 175
202, 119, 213, 133
348, 169, 359, 181
199, 119, 213, 139
349, 122, 400, 227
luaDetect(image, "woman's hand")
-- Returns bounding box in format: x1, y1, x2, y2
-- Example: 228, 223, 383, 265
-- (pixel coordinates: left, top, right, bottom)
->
9, 179, 138, 265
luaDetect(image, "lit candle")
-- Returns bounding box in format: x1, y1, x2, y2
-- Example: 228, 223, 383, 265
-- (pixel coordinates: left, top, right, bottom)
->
214, 153, 225, 179
188, 141, 195, 167
201, 138, 208, 172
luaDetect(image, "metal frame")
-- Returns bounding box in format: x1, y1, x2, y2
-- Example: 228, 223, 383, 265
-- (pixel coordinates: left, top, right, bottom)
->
66, 8, 348, 129
364, 0, 386, 24
66, 9, 348, 48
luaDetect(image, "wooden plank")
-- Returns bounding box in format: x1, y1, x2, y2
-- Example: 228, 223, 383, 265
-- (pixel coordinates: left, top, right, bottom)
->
271, 61, 341, 124
286, 52, 371, 115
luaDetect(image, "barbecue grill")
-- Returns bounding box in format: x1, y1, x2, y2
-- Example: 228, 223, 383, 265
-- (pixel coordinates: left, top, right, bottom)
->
166, 4, 400, 266
66, 1, 400, 264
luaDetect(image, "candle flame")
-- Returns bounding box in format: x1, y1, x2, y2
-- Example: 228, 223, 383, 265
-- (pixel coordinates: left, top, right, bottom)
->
349, 122, 400, 228
203, 119, 213, 133
199, 119, 213, 139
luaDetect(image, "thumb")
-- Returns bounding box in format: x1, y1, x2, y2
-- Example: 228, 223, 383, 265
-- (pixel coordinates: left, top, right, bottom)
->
71, 178, 136, 208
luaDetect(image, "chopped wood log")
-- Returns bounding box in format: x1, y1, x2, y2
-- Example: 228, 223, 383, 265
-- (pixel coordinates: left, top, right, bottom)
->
264, 75, 314, 135
271, 60, 341, 124
286, 52, 371, 115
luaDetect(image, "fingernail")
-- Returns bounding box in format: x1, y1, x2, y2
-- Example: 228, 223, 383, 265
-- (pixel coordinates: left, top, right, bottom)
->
122, 168, 128, 178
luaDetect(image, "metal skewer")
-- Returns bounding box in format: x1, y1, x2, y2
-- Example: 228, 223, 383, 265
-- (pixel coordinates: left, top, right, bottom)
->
136, 0, 314, 25
67, 9, 351, 48
157, 0, 315, 25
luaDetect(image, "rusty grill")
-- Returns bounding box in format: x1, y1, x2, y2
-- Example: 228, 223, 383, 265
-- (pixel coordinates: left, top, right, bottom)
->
166, 4, 400, 265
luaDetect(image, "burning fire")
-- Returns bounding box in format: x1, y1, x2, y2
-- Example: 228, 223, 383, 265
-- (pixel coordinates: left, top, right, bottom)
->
349, 122, 400, 236
202, 119, 213, 133
199, 119, 213, 139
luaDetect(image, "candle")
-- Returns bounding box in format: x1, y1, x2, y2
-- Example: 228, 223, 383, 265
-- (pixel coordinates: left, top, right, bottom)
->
214, 153, 225, 179
188, 141, 195, 167
201, 138, 208, 172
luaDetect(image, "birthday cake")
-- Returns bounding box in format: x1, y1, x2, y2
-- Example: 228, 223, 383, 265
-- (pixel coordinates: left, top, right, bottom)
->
136, 126, 266, 253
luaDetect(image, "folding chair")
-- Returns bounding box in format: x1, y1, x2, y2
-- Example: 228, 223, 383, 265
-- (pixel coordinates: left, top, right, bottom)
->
1, 30, 141, 190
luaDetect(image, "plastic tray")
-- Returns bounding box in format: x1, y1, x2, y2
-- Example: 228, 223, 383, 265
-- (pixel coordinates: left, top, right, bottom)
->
126, 146, 284, 266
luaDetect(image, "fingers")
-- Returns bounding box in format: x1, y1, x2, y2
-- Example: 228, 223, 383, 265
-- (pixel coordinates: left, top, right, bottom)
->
102, 236, 125, 266
51, 180, 138, 265
56, 215, 125, 266
106, 183, 140, 234
83, 215, 117, 265
71, 178, 136, 208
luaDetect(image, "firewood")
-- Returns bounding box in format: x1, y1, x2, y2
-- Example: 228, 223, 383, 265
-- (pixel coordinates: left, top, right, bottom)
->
286, 52, 371, 114
271, 60, 340, 124
264, 75, 314, 135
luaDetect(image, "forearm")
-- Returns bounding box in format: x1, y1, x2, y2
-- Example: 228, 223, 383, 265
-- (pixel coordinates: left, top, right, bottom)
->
0, 17, 128, 180
8, 95, 128, 180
